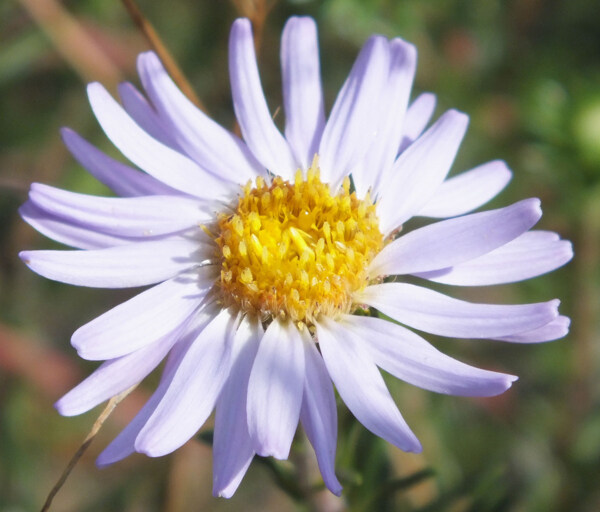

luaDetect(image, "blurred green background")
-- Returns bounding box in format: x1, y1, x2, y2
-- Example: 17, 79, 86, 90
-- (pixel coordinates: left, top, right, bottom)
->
1, 0, 599, 510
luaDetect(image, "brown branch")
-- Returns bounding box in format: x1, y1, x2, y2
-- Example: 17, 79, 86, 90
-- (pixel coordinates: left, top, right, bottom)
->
120, 0, 204, 110
40, 385, 137, 512
230, 0, 278, 52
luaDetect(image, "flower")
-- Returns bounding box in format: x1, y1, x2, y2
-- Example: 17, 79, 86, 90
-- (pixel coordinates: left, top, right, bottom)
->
19, 16, 572, 498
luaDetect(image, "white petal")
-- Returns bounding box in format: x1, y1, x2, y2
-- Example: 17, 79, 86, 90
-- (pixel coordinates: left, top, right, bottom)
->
213, 316, 262, 498
397, 92, 437, 154
118, 82, 182, 151
377, 109, 469, 235
135, 309, 238, 456
28, 183, 207, 238
20, 201, 130, 250
414, 231, 573, 286
247, 318, 305, 459
61, 128, 180, 197
339, 315, 517, 396
299, 329, 342, 496
72, 269, 215, 360
137, 52, 263, 182
316, 317, 421, 452
493, 315, 570, 343
281, 17, 325, 170
356, 39, 417, 198
229, 19, 297, 178
87, 82, 235, 200
19, 238, 206, 289
318, 36, 390, 187
357, 283, 560, 338
96, 319, 206, 467
417, 160, 513, 218
56, 332, 179, 416
370, 198, 542, 277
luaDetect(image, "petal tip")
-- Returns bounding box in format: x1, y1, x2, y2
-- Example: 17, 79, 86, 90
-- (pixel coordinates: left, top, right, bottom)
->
18, 251, 31, 265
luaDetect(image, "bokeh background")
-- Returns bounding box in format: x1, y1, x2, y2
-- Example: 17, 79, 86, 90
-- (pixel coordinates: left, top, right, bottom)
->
1, 0, 599, 510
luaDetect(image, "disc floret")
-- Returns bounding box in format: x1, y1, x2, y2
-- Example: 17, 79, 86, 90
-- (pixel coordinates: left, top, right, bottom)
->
215, 162, 384, 325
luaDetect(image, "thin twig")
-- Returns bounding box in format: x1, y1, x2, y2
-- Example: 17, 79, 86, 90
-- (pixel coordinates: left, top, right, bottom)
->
40, 385, 137, 512
120, 0, 204, 110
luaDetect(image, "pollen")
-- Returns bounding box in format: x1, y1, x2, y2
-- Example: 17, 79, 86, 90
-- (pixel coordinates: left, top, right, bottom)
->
215, 160, 384, 324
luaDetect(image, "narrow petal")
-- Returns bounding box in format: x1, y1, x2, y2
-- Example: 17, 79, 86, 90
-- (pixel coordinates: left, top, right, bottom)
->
229, 19, 297, 178
281, 17, 325, 170
135, 309, 238, 456
339, 315, 517, 396
493, 315, 570, 343
414, 231, 573, 286
28, 183, 207, 238
19, 238, 205, 289
96, 316, 208, 466
56, 331, 180, 416
318, 36, 390, 186
417, 160, 513, 218
370, 198, 542, 277
377, 109, 469, 235
357, 39, 417, 198
299, 329, 342, 496
61, 128, 179, 197
20, 201, 130, 250
87, 82, 235, 200
397, 92, 437, 154
357, 283, 560, 338
118, 81, 182, 151
213, 316, 262, 498
316, 317, 421, 452
72, 269, 215, 360
247, 318, 305, 459
137, 52, 263, 182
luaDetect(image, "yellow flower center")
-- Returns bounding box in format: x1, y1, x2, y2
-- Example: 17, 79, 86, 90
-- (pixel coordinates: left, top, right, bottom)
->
215, 162, 384, 325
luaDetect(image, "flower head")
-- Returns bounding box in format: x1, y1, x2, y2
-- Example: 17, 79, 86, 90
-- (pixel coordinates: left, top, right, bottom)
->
20, 17, 572, 497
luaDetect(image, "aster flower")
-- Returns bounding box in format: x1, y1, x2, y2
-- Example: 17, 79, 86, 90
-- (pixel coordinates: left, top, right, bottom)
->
20, 17, 572, 498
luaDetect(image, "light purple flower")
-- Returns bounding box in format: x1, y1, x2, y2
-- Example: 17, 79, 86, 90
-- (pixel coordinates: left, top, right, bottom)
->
20, 17, 572, 498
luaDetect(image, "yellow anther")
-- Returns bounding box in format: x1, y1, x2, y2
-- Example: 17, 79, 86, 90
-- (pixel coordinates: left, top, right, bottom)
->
248, 211, 261, 232
261, 191, 271, 209
300, 249, 312, 266
300, 270, 309, 288
342, 176, 351, 193
323, 222, 331, 243
289, 227, 309, 254
285, 272, 294, 287
240, 267, 253, 284
272, 186, 284, 201
336, 220, 345, 239
250, 234, 263, 258
232, 215, 244, 237
298, 210, 313, 231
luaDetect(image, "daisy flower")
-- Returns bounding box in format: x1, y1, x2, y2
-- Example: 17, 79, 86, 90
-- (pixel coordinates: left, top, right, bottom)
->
20, 17, 572, 497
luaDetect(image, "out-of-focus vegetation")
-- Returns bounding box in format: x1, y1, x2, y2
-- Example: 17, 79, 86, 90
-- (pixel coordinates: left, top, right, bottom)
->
1, 0, 598, 511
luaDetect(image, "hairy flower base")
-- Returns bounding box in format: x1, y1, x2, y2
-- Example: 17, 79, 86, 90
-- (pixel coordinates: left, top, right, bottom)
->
215, 164, 384, 324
